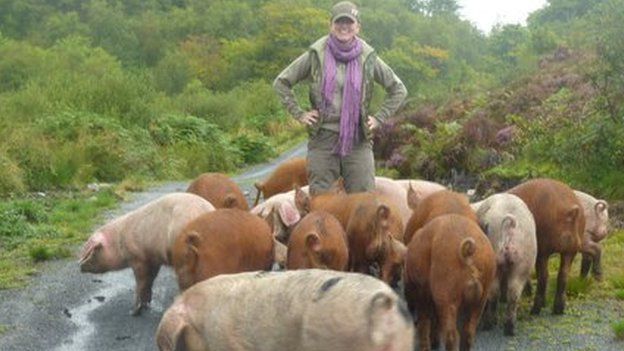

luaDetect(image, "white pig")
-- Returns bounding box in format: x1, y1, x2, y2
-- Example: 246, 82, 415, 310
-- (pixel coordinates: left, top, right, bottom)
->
574, 190, 610, 280
156, 269, 414, 351
476, 193, 537, 336
79, 192, 215, 315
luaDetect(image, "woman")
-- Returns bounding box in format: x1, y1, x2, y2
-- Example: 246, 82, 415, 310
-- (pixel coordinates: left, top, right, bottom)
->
273, 1, 407, 195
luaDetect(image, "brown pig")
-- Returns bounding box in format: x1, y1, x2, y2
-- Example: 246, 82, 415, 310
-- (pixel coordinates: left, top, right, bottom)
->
508, 178, 585, 315
475, 193, 537, 336
79, 192, 215, 315
156, 269, 414, 351
404, 189, 478, 245
404, 214, 496, 351
574, 190, 610, 280
286, 210, 348, 271
186, 172, 249, 210
171, 208, 274, 290
253, 157, 308, 206
295, 187, 406, 287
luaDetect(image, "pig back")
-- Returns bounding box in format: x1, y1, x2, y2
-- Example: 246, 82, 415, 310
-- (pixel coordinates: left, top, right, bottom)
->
109, 193, 215, 267
172, 208, 274, 290
406, 214, 496, 304
508, 178, 585, 254
259, 157, 308, 198
156, 269, 414, 351
286, 211, 348, 271
404, 190, 477, 244
187, 172, 249, 210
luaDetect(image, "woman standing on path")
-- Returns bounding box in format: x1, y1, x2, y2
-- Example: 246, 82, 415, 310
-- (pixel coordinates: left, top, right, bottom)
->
273, 1, 407, 195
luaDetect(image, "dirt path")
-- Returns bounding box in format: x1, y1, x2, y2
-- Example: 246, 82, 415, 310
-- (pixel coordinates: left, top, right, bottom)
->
0, 142, 622, 350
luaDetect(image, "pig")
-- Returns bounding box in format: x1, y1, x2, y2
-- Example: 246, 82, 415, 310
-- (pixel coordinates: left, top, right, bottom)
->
286, 210, 348, 271
508, 178, 585, 315
156, 269, 414, 351
404, 214, 496, 351
79, 192, 215, 315
171, 208, 274, 290
475, 193, 537, 336
295, 186, 406, 287
404, 189, 478, 245
574, 190, 610, 280
251, 186, 309, 245
253, 157, 308, 206
186, 172, 249, 210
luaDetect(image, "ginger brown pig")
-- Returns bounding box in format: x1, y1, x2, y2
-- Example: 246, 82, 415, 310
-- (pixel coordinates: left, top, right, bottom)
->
508, 178, 585, 315
404, 189, 477, 245
172, 208, 274, 290
253, 157, 308, 206
187, 172, 249, 210
286, 210, 348, 271
404, 214, 496, 351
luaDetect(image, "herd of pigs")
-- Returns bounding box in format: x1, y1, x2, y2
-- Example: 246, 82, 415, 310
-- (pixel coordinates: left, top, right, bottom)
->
77, 157, 610, 351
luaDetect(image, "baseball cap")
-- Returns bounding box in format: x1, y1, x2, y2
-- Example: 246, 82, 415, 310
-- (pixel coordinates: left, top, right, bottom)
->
331, 1, 360, 23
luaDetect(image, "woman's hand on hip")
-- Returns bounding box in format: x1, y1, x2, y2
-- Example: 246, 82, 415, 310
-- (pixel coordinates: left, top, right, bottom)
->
367, 116, 380, 131
299, 110, 319, 126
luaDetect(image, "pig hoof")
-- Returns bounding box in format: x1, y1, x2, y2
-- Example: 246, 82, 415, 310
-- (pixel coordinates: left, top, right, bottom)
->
504, 321, 515, 336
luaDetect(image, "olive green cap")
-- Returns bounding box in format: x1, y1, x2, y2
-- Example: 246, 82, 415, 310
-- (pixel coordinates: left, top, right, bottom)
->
331, 1, 360, 23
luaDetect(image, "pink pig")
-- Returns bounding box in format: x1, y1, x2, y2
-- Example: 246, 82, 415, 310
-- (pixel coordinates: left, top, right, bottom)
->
79, 192, 215, 315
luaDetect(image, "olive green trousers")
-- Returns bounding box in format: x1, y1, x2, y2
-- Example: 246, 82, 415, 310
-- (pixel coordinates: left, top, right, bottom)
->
307, 128, 375, 195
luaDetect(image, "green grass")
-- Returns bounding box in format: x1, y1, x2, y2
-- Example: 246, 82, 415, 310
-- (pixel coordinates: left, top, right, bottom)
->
613, 320, 624, 341
0, 188, 120, 289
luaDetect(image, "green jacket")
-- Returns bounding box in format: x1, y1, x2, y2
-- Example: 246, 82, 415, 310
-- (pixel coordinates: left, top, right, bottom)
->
273, 35, 407, 140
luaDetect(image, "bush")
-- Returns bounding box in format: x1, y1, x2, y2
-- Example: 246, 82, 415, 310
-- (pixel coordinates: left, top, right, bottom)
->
231, 131, 276, 164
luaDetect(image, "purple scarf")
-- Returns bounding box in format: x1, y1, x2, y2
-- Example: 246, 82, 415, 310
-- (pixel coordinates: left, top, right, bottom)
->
321, 35, 363, 157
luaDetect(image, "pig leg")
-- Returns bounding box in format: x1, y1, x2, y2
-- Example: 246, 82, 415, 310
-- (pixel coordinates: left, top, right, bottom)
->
553, 253, 575, 315
417, 313, 433, 351
583, 241, 604, 281
131, 261, 161, 316
481, 278, 499, 330
438, 304, 459, 351
530, 255, 548, 315
591, 244, 603, 281
504, 278, 523, 336
580, 253, 592, 279
460, 305, 482, 351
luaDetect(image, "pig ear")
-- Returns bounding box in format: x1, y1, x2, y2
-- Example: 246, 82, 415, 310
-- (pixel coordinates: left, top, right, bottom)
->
223, 194, 239, 209
406, 184, 422, 210
156, 316, 190, 351
368, 292, 397, 346
565, 205, 580, 223
185, 232, 201, 261
595, 200, 608, 214
278, 203, 301, 227
79, 241, 102, 264
294, 186, 311, 214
